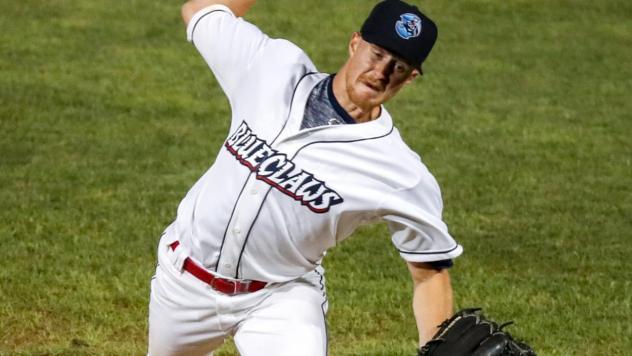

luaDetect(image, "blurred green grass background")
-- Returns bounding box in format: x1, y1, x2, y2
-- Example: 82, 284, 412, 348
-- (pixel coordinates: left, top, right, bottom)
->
1, 0, 631, 355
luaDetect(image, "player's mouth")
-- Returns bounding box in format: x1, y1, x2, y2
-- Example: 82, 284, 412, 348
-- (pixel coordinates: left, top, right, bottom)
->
361, 80, 384, 93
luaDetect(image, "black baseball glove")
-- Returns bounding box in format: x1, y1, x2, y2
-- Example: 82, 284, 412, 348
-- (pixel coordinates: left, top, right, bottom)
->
418, 308, 536, 356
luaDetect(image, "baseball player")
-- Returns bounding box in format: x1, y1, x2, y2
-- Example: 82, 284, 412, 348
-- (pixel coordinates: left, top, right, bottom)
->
148, 0, 463, 355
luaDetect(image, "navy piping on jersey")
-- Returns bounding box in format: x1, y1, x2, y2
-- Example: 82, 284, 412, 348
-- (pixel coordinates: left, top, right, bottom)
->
293, 125, 395, 155
397, 244, 460, 255
189, 9, 227, 46
216, 71, 317, 274
326, 74, 356, 125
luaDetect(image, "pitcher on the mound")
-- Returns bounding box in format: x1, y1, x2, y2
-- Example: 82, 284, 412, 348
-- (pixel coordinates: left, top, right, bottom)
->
148, 1, 462, 355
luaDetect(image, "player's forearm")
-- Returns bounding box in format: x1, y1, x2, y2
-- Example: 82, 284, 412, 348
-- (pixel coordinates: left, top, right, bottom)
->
181, 0, 257, 24
407, 263, 454, 346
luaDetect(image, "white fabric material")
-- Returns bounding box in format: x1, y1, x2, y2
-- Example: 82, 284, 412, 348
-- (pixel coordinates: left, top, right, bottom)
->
171, 5, 462, 283
148, 233, 328, 356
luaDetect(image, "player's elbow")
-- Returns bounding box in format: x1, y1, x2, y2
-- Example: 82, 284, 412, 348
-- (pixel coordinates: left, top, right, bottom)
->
181, 1, 204, 26
407, 261, 449, 285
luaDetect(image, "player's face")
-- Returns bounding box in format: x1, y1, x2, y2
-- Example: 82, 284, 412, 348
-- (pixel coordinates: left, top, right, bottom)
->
345, 33, 419, 109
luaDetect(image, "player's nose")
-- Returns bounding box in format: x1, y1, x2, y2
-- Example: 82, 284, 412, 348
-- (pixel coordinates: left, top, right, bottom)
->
373, 58, 396, 84
374, 60, 388, 77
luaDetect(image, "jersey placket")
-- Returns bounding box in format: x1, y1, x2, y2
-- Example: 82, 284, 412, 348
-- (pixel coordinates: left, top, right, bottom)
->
216, 139, 304, 279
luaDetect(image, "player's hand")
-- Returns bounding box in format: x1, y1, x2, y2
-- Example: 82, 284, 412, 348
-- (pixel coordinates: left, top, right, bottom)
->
417, 308, 536, 356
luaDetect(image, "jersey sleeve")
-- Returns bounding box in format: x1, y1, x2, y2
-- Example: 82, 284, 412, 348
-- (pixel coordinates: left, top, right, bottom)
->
380, 173, 463, 263
186, 5, 269, 98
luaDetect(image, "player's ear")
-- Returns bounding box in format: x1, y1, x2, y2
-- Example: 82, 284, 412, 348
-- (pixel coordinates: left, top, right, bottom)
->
348, 32, 362, 57
404, 69, 420, 85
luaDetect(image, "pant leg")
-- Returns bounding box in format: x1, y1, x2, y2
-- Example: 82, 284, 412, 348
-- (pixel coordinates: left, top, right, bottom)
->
147, 236, 230, 356
233, 268, 329, 356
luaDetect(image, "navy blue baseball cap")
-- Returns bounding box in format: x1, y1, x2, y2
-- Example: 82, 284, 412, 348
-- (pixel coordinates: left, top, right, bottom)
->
360, 0, 438, 71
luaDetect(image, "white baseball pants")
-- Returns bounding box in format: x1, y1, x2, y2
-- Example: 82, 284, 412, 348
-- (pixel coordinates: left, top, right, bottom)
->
147, 235, 329, 356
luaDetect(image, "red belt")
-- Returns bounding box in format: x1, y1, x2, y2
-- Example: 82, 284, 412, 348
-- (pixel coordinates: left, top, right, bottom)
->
169, 241, 267, 296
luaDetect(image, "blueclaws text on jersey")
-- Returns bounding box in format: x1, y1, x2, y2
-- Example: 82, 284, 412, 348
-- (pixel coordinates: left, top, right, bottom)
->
225, 121, 344, 213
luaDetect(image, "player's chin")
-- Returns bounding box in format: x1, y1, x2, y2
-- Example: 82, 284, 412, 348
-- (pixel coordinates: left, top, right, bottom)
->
352, 87, 386, 107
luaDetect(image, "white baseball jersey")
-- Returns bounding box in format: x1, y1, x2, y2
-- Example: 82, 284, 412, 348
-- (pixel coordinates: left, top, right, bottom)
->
165, 4, 463, 283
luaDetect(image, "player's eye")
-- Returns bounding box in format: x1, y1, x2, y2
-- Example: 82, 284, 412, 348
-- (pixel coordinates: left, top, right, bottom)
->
395, 60, 413, 74
372, 49, 384, 59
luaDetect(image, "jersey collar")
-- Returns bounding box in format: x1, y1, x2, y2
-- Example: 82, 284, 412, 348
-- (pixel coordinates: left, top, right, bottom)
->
276, 72, 394, 145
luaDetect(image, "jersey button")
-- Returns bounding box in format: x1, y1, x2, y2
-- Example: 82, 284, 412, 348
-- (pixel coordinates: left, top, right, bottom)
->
250, 188, 258, 195
233, 227, 241, 234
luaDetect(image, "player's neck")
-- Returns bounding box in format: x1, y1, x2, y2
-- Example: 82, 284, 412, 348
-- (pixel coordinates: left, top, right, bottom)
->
332, 73, 381, 123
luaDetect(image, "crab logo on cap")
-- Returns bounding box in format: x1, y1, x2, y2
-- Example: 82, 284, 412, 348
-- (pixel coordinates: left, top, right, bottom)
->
395, 13, 422, 39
